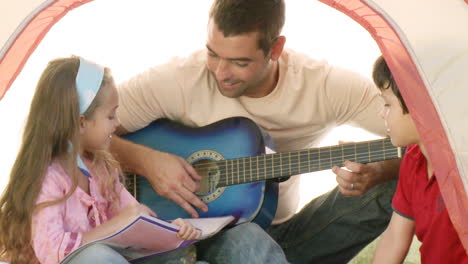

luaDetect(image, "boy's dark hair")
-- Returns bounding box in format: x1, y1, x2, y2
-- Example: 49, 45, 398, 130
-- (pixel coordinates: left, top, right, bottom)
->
209, 0, 285, 56
373, 55, 409, 114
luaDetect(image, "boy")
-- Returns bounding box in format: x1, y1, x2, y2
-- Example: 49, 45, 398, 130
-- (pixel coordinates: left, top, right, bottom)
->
371, 55, 467, 263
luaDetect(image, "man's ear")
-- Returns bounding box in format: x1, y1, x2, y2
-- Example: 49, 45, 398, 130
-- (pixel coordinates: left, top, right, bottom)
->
270, 36, 286, 61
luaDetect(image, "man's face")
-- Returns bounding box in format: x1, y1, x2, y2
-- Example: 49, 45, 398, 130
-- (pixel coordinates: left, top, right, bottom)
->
205, 20, 273, 98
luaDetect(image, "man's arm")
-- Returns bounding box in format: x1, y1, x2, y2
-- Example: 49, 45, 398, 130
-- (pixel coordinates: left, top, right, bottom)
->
326, 66, 400, 195
332, 158, 400, 196
372, 212, 415, 263
111, 126, 208, 217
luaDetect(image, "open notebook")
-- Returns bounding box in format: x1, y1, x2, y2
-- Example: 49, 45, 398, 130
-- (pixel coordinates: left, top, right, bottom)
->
60, 214, 235, 263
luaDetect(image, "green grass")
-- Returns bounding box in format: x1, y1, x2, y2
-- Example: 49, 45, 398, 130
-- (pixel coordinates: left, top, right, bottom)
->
349, 235, 421, 264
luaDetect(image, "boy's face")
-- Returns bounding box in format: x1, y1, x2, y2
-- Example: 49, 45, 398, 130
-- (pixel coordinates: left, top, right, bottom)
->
380, 88, 420, 147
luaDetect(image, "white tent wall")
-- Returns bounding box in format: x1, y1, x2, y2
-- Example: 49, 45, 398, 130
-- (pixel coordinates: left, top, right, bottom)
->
0, 0, 51, 54
1, 0, 467, 254
0, 0, 94, 99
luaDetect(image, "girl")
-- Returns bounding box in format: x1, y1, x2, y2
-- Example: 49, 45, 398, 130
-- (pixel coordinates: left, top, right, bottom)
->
0, 57, 201, 264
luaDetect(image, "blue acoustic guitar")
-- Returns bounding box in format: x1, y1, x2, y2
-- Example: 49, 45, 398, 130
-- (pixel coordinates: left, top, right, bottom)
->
123, 117, 403, 229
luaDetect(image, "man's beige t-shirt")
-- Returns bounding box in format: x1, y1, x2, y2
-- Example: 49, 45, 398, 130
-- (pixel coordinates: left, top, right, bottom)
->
117, 49, 386, 224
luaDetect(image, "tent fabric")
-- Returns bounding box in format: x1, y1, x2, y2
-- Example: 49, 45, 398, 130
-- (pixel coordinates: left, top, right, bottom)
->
319, 0, 468, 252
1, 0, 467, 253
0, 0, 93, 99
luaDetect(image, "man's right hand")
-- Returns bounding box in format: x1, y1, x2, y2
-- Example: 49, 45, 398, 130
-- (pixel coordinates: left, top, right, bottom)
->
110, 135, 208, 218
142, 149, 208, 218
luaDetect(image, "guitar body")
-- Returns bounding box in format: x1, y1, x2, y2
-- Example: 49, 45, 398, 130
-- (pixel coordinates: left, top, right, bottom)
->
123, 117, 278, 228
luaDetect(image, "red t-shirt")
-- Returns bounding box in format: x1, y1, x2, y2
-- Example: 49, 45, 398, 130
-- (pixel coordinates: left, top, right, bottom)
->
392, 145, 467, 263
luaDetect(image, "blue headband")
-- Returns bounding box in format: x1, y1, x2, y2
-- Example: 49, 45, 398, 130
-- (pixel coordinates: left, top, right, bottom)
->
75, 57, 104, 177
76, 57, 104, 114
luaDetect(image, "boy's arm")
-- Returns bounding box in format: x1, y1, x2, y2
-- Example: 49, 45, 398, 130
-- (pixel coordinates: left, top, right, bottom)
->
372, 212, 415, 263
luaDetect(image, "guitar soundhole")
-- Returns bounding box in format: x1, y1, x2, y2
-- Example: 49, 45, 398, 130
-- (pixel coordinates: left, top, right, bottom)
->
187, 149, 226, 203
194, 159, 220, 194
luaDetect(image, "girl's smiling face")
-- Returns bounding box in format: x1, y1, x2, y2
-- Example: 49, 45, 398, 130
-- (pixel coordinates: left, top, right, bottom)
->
80, 84, 120, 152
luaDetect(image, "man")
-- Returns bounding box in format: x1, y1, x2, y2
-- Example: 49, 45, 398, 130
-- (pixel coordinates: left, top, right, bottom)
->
112, 0, 400, 263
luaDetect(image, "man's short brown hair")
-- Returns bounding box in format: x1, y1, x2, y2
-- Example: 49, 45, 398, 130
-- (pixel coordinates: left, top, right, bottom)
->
209, 0, 285, 55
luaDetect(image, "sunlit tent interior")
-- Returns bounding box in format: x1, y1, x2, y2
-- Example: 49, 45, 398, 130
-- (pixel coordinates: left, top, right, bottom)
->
1, 0, 467, 259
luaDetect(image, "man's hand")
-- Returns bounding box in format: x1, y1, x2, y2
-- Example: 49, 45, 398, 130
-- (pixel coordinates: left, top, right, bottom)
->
110, 135, 208, 218
332, 159, 400, 196
143, 150, 208, 218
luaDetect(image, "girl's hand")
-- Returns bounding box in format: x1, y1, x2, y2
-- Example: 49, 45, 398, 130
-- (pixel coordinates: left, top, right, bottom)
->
172, 218, 201, 240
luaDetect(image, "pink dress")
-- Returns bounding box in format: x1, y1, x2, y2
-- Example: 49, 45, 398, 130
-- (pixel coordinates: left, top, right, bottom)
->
31, 160, 138, 264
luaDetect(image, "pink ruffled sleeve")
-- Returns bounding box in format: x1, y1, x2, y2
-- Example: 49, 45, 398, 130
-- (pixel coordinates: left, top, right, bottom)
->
31, 168, 83, 264
105, 169, 140, 219
116, 179, 139, 211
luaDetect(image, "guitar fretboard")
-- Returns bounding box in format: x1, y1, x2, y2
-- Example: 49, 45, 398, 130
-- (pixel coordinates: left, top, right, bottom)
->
211, 137, 401, 187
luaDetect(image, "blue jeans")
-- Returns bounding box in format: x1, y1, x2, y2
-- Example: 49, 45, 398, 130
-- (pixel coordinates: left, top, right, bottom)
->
266, 179, 397, 264
67, 244, 130, 264
68, 244, 206, 264
197, 222, 289, 264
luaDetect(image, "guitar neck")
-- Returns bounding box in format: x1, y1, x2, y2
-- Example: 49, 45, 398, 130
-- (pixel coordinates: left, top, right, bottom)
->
214, 137, 402, 187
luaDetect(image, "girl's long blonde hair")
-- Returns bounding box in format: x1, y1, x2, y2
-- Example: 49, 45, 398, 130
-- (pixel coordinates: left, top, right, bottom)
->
0, 56, 123, 263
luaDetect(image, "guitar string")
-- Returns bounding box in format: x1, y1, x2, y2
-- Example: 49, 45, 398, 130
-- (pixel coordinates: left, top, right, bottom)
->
129, 148, 398, 179
215, 151, 399, 185
129, 149, 398, 181
190, 141, 396, 167
130, 150, 399, 186
190, 148, 398, 170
